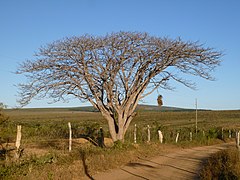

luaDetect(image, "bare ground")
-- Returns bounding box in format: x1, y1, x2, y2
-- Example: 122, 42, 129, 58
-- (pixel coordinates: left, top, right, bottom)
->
92, 142, 235, 180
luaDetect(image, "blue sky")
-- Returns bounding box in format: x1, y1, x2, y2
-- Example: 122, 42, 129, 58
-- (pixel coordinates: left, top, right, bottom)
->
0, 0, 239, 110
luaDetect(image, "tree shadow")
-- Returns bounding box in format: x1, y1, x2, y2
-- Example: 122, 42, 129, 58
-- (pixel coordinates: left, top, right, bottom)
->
126, 162, 155, 169
138, 157, 198, 176
120, 168, 150, 180
156, 154, 202, 162
79, 150, 94, 180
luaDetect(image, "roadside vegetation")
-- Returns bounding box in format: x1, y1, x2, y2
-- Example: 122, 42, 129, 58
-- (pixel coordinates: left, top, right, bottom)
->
0, 108, 240, 179
200, 148, 240, 179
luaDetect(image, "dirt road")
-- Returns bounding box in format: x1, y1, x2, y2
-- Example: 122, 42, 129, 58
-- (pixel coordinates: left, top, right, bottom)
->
93, 143, 234, 180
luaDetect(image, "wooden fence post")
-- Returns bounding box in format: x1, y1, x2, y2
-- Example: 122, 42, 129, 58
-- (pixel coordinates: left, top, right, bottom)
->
134, 124, 137, 144
190, 132, 192, 141
158, 130, 163, 143
236, 131, 240, 150
235, 130, 237, 141
68, 122, 72, 152
229, 130, 231, 138
222, 127, 224, 140
98, 127, 105, 148
15, 125, 22, 158
175, 132, 179, 143
147, 125, 150, 143
16, 125, 22, 151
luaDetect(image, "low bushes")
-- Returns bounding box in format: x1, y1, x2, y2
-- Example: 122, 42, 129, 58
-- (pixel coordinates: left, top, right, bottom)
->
200, 148, 240, 179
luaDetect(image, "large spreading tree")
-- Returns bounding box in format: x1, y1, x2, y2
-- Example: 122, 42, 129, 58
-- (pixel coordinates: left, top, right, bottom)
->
17, 32, 222, 142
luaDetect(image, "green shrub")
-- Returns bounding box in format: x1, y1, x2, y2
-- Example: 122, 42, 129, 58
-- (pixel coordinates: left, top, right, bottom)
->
207, 128, 220, 139
0, 153, 57, 178
0, 107, 13, 146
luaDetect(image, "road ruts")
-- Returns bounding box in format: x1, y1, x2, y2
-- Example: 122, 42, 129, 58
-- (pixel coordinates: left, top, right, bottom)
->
92, 142, 234, 180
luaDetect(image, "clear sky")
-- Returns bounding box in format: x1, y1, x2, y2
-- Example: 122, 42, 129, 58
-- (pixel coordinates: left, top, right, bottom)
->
0, 0, 239, 110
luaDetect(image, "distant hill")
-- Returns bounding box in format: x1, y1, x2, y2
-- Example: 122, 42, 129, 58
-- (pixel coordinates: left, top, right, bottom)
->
68, 106, 99, 112
68, 104, 203, 112
136, 104, 195, 112
8, 104, 208, 112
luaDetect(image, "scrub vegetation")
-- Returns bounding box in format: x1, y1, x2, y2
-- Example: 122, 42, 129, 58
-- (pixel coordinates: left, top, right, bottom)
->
0, 107, 240, 179
200, 148, 240, 179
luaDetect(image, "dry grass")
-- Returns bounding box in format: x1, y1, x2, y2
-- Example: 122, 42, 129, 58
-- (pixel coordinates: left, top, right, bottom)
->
200, 148, 240, 179
1, 108, 240, 179
1, 142, 180, 179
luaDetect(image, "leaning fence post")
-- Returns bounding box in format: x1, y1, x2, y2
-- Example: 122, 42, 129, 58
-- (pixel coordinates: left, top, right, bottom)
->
175, 132, 179, 143
134, 124, 137, 144
158, 130, 163, 143
147, 125, 150, 143
68, 122, 72, 152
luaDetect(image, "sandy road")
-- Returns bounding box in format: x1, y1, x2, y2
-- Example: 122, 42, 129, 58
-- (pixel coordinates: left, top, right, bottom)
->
92, 143, 234, 180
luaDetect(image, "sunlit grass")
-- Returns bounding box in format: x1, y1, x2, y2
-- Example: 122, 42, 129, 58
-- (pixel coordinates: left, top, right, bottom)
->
1, 108, 240, 179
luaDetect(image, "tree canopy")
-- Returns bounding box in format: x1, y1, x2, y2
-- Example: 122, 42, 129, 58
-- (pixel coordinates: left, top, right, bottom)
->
17, 32, 222, 142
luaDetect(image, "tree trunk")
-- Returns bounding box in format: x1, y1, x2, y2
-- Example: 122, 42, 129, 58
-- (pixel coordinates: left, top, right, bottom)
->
100, 107, 134, 143
106, 118, 117, 142
108, 116, 128, 143
102, 112, 117, 142
117, 113, 124, 142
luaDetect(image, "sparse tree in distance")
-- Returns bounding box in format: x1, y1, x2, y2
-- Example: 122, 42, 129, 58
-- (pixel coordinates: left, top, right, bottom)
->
0, 103, 7, 109
0, 102, 8, 125
16, 32, 222, 142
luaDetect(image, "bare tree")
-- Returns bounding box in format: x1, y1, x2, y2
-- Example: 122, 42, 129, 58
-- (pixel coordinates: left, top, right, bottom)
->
16, 32, 222, 142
